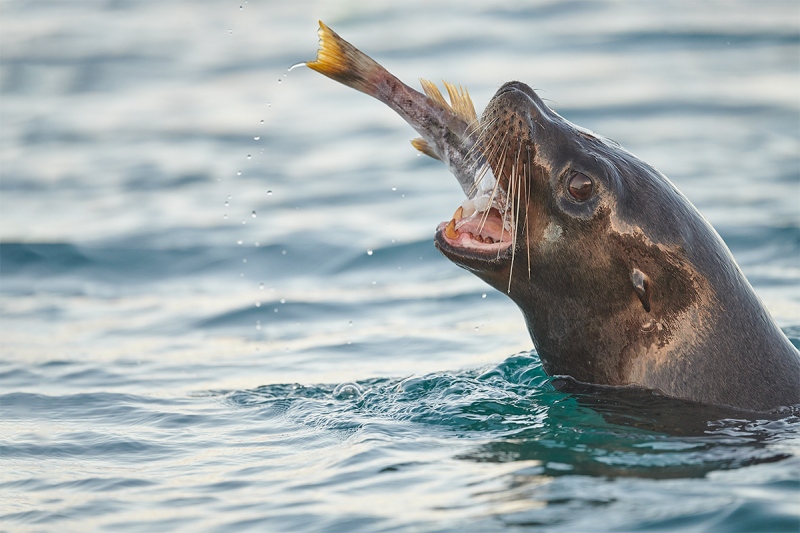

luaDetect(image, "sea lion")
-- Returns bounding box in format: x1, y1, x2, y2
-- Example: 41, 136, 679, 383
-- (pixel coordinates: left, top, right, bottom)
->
307, 23, 800, 412
435, 81, 800, 412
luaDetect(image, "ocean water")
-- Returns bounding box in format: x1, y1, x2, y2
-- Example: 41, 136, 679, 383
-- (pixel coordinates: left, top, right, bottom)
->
1, 0, 799, 531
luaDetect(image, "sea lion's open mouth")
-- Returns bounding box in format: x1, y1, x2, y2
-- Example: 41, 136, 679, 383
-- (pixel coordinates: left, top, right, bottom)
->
435, 204, 514, 260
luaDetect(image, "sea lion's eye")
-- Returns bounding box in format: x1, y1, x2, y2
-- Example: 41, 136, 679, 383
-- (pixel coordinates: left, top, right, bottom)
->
567, 172, 593, 201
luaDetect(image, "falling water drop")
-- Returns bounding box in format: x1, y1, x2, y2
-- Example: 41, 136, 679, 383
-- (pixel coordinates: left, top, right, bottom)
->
254, 136, 260, 141
251, 210, 257, 218
237, 239, 243, 245
367, 249, 373, 256
267, 190, 273, 196
255, 301, 261, 307
259, 283, 265, 290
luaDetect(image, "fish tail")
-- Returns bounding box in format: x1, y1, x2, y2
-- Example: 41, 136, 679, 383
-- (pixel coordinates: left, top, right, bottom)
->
306, 21, 389, 97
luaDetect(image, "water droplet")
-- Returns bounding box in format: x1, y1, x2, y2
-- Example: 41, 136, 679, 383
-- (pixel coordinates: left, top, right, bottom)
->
367, 249, 373, 256
237, 170, 242, 176
255, 320, 261, 330
371, 281, 376, 285
239, 5, 243, 9
288, 62, 306, 72
277, 79, 282, 83
281, 250, 287, 255
254, 241, 260, 247
242, 220, 247, 225
332, 382, 364, 400
482, 293, 487, 299
279, 298, 286, 304
274, 308, 279, 313
236, 239, 243, 245
267, 102, 272, 108
348, 321, 353, 326
267, 190, 273, 196
255, 301, 261, 307
259, 283, 264, 290
223, 214, 228, 219
251, 210, 257, 218
475, 326, 480, 331
259, 119, 264, 125
254, 136, 260, 141
224, 200, 229, 207
228, 29, 233, 34
391, 187, 397, 191
246, 154, 251, 160
242, 258, 247, 263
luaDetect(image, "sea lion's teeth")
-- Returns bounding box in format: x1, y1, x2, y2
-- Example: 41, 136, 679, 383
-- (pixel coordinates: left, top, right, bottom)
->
453, 206, 464, 221
475, 234, 484, 243
486, 237, 494, 244
461, 198, 476, 218
445, 219, 458, 239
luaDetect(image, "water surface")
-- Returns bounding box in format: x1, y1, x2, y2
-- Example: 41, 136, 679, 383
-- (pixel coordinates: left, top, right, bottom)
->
1, 1, 799, 531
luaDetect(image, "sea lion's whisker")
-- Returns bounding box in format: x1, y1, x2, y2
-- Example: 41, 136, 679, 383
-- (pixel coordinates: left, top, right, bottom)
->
469, 128, 506, 198
525, 146, 532, 279
464, 117, 498, 160
479, 134, 510, 233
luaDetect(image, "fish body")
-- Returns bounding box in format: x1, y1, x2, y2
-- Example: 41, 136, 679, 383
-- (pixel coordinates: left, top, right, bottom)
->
306, 22, 492, 200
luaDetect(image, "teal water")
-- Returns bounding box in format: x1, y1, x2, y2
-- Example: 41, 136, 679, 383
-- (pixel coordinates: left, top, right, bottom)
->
1, 1, 799, 531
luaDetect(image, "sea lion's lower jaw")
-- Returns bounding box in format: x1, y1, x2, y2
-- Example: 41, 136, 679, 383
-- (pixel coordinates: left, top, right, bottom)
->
434, 207, 513, 264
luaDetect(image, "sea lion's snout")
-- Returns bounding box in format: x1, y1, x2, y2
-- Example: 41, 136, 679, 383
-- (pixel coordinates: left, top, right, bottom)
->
481, 82, 541, 149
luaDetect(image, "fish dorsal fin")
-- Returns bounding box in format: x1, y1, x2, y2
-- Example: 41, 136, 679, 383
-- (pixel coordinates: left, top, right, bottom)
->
410, 138, 441, 160
419, 78, 448, 109
443, 81, 478, 124
419, 79, 478, 125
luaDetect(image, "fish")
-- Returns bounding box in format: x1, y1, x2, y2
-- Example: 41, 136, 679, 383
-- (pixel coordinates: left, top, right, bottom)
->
305, 21, 515, 247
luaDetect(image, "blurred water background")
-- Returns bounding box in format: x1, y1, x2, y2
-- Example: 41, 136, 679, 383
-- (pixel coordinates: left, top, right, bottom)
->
1, 1, 799, 531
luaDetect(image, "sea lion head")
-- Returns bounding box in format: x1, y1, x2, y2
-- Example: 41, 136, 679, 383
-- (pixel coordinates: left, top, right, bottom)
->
435, 81, 711, 386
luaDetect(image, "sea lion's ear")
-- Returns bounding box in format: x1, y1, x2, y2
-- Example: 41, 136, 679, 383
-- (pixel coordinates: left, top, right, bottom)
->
631, 268, 651, 313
